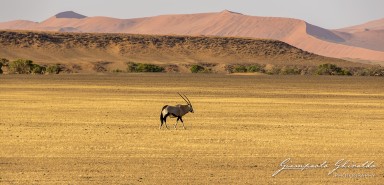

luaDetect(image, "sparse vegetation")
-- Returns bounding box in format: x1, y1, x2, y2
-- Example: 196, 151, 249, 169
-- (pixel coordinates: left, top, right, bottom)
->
316, 63, 356, 76
316, 63, 343, 75
31, 64, 46, 74
46, 64, 61, 74
0, 31, 382, 76
1, 57, 383, 76
233, 65, 247, 73
190, 65, 206, 73
367, 66, 384, 76
93, 61, 110, 73
280, 66, 302, 75
164, 64, 179, 73
0, 58, 9, 65
246, 64, 264, 73
127, 62, 164, 72
8, 59, 34, 74
3, 58, 62, 75
225, 63, 383, 76
0, 58, 7, 74
0, 58, 9, 74
231, 64, 265, 73
264, 64, 281, 75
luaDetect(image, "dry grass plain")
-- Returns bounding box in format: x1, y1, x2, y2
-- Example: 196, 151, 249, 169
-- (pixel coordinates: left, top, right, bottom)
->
0, 74, 383, 184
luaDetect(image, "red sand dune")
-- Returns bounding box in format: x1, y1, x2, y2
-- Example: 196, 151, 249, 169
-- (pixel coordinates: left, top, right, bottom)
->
333, 18, 384, 52
0, 10, 383, 63
337, 18, 384, 33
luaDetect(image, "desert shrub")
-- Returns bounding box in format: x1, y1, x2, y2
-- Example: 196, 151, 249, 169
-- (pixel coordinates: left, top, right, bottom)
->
342, 66, 384, 76
71, 64, 82, 71
224, 65, 234, 73
126, 62, 137, 72
164, 64, 179, 73
190, 65, 205, 73
280, 66, 301, 75
202, 68, 212, 73
31, 64, 46, 74
234, 65, 247, 73
0, 58, 9, 74
0, 58, 9, 66
341, 69, 352, 76
138, 63, 164, 72
8, 59, 34, 74
299, 66, 317, 75
264, 64, 281, 75
316, 63, 344, 75
46, 64, 61, 74
93, 61, 110, 72
247, 64, 264, 73
0, 59, 6, 74
349, 67, 368, 76
127, 62, 164, 72
230, 64, 264, 73
368, 66, 384, 76
62, 64, 82, 73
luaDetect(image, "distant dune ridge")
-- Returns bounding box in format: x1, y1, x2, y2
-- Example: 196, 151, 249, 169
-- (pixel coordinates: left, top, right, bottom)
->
0, 10, 383, 64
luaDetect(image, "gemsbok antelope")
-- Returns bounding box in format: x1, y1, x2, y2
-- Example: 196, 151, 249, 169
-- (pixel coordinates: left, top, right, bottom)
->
160, 93, 194, 129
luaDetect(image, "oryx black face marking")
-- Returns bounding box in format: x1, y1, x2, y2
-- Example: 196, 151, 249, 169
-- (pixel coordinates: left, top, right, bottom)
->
159, 93, 194, 130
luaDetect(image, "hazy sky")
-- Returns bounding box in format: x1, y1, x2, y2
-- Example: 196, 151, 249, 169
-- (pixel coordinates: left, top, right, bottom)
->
0, 0, 383, 29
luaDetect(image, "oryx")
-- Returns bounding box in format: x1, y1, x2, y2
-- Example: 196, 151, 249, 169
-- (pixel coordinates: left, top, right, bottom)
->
160, 93, 194, 129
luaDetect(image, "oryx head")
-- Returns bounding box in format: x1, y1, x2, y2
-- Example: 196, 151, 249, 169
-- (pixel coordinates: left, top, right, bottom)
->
178, 93, 194, 113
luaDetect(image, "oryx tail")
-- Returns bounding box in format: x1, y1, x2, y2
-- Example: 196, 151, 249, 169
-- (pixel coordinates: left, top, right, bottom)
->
160, 105, 168, 124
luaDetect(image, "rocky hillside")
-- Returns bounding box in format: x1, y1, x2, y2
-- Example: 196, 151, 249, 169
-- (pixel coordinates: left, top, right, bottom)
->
0, 30, 366, 73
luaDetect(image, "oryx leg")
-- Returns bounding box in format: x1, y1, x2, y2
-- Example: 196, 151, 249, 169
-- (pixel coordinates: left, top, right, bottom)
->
159, 117, 163, 129
179, 117, 186, 130
163, 113, 170, 129
175, 117, 181, 129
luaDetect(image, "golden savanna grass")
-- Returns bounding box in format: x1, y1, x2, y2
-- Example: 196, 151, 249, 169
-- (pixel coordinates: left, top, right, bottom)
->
0, 74, 383, 184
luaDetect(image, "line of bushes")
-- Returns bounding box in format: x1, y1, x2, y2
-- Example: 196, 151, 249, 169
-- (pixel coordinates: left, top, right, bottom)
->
126, 62, 164, 72
0, 58, 61, 74
1, 57, 383, 76
226, 63, 384, 76
233, 64, 264, 73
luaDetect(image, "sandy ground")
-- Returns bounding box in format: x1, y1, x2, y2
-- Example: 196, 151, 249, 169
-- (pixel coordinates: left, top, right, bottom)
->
0, 74, 383, 184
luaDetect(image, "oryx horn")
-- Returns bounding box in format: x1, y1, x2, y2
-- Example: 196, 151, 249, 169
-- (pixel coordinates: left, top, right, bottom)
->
178, 92, 191, 105
183, 94, 192, 105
